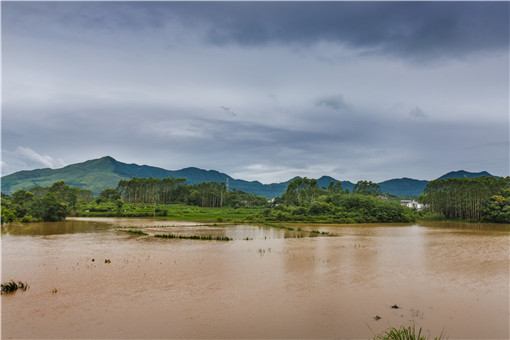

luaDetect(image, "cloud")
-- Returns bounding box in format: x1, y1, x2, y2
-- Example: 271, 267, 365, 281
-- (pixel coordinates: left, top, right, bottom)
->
2, 147, 66, 175
315, 94, 351, 111
198, 2, 509, 61
409, 107, 427, 119
3, 2, 507, 63
220, 106, 237, 117
1, 1, 508, 183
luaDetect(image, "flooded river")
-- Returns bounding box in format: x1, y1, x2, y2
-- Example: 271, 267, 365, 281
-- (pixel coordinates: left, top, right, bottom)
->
2, 218, 509, 339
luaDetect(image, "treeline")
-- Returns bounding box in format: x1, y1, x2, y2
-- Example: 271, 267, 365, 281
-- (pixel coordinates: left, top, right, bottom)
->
422, 176, 510, 222
117, 177, 267, 208
118, 178, 188, 204
1, 181, 94, 223
257, 177, 416, 223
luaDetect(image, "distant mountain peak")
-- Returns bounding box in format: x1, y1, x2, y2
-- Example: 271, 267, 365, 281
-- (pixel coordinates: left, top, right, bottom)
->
438, 170, 494, 180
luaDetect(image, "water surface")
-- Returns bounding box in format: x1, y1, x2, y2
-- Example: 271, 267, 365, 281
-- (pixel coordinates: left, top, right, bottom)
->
2, 218, 509, 339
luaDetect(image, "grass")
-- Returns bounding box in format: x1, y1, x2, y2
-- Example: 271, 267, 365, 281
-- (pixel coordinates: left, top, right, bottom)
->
372, 325, 446, 340
154, 234, 232, 241
263, 222, 294, 231
76, 203, 266, 222
121, 229, 149, 236
1, 280, 29, 294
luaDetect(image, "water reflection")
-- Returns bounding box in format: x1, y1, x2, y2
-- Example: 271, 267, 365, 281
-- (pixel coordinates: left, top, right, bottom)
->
1, 220, 110, 236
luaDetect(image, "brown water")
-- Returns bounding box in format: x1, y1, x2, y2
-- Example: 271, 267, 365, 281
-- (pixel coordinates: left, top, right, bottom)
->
1, 218, 509, 339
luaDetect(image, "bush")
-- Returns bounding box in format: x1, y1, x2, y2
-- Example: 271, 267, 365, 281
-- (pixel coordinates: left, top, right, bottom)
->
20, 215, 35, 223
1, 207, 16, 224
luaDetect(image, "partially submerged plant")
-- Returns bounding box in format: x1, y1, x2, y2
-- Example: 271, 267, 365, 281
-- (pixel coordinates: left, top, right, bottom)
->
1, 280, 29, 294
154, 234, 232, 241
121, 229, 148, 236
372, 324, 446, 340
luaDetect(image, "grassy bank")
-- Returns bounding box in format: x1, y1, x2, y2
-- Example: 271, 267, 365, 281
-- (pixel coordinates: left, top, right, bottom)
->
73, 203, 265, 223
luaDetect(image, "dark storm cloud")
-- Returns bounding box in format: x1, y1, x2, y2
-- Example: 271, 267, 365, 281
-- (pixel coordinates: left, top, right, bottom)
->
196, 2, 509, 60
4, 2, 508, 61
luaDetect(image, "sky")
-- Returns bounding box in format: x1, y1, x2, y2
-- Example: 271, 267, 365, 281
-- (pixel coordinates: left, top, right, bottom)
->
1, 1, 509, 184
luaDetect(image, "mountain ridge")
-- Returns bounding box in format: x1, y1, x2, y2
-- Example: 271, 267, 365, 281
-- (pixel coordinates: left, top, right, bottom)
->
1, 156, 497, 198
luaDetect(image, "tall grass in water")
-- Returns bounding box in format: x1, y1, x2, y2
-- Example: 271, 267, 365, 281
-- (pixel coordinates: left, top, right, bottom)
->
372, 325, 446, 340
122, 229, 148, 236
1, 280, 29, 294
263, 223, 294, 231
154, 234, 232, 241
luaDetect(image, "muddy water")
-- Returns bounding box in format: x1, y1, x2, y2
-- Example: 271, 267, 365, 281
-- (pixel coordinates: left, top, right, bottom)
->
1, 219, 509, 339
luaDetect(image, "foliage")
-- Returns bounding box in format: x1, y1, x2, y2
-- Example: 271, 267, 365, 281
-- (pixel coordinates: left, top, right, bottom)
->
253, 193, 418, 223
1, 181, 92, 223
423, 176, 510, 222
372, 324, 445, 340
1, 207, 16, 224
30, 194, 67, 222
117, 177, 269, 208
281, 177, 321, 206
353, 180, 381, 196
96, 188, 121, 203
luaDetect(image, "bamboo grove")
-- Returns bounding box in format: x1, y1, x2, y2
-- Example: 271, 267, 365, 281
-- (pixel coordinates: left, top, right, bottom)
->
422, 176, 510, 221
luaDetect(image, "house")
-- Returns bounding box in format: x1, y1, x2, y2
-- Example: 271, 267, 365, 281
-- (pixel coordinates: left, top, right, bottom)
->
400, 200, 425, 211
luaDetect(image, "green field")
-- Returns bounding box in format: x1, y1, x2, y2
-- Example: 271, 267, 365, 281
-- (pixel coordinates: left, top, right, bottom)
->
75, 203, 266, 223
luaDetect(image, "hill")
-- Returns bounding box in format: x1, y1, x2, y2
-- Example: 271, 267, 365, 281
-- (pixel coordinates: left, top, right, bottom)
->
378, 178, 430, 197
0, 156, 497, 198
1, 156, 287, 197
437, 170, 495, 180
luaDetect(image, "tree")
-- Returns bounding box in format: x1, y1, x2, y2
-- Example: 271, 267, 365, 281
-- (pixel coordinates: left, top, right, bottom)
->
424, 176, 510, 221
327, 181, 344, 194
98, 188, 121, 202
353, 180, 381, 196
30, 194, 67, 222
12, 189, 34, 205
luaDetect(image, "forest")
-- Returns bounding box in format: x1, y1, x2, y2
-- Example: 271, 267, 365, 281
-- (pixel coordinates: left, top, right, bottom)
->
421, 176, 510, 222
2, 175, 509, 224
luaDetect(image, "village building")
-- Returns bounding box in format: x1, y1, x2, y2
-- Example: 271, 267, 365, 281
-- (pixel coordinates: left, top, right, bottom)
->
400, 200, 425, 211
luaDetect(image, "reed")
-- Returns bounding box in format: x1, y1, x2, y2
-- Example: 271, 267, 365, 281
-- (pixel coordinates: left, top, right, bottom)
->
154, 234, 232, 241
372, 325, 446, 340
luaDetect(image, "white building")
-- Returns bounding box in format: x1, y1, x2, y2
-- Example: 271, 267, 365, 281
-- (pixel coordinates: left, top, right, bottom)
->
400, 200, 425, 211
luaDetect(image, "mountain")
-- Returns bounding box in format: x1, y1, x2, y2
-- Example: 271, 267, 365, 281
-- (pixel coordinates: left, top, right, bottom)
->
0, 156, 497, 198
437, 170, 495, 180
378, 178, 430, 197
1, 156, 287, 197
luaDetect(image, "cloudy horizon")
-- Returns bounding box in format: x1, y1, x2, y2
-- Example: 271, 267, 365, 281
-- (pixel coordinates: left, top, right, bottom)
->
2, 1, 509, 184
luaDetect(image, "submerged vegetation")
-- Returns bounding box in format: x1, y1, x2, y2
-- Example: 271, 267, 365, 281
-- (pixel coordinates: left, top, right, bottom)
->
154, 234, 232, 241
1, 280, 29, 294
372, 324, 446, 340
120, 229, 149, 236
2, 175, 509, 224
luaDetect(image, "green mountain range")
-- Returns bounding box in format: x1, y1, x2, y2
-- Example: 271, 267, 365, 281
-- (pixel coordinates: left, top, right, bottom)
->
1, 156, 496, 198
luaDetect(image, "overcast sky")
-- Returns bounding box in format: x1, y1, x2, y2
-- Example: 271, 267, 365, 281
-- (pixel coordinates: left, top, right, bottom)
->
1, 1, 509, 184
